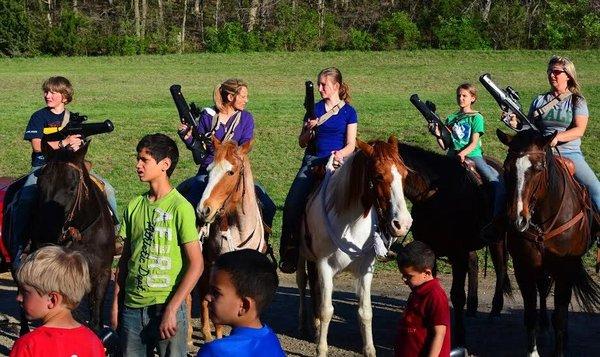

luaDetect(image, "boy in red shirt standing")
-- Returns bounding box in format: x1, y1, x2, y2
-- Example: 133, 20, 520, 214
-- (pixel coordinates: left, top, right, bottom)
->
10, 246, 105, 357
395, 241, 451, 357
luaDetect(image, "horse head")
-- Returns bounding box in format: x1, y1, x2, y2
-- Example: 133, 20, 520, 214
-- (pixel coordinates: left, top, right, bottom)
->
497, 129, 557, 232
355, 136, 413, 240
197, 137, 252, 224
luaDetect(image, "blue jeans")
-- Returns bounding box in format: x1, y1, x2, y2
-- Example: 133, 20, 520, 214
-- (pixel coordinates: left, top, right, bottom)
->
178, 171, 276, 228
10, 166, 42, 268
471, 156, 506, 216
119, 302, 188, 357
280, 155, 329, 256
561, 151, 600, 212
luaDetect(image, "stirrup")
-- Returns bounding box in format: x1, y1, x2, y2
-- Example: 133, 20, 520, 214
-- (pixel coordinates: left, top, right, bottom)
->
278, 247, 298, 274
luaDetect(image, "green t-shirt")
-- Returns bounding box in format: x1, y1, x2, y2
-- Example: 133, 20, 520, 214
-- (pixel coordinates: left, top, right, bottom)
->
119, 188, 198, 308
445, 111, 485, 158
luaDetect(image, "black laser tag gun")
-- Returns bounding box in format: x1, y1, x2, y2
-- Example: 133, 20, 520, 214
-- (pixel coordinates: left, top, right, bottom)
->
304, 80, 316, 120
169, 84, 211, 164
409, 94, 453, 149
43, 112, 114, 141
479, 73, 538, 131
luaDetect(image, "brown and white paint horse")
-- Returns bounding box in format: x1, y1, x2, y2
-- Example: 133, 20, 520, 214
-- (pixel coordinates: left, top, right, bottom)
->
298, 136, 413, 357
195, 138, 268, 341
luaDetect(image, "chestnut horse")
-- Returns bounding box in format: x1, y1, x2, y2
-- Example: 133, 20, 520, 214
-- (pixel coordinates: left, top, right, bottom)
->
298, 136, 413, 357
195, 138, 269, 341
397, 142, 511, 346
497, 129, 600, 356
21, 142, 115, 334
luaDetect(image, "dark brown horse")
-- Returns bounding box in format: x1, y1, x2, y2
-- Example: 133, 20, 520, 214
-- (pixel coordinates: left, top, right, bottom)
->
21, 142, 115, 334
497, 129, 600, 356
397, 142, 511, 346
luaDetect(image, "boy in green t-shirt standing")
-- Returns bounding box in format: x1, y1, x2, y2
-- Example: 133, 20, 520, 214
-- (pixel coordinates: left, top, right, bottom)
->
112, 133, 203, 356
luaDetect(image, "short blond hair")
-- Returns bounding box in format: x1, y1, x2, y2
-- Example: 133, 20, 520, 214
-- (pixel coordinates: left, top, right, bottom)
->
17, 246, 90, 309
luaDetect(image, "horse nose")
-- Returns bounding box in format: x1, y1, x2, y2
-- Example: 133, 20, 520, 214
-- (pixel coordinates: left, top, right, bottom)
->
202, 206, 211, 219
391, 217, 412, 236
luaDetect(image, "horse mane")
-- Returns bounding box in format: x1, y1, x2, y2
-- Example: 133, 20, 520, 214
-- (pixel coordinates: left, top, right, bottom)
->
397, 142, 473, 196
330, 150, 370, 215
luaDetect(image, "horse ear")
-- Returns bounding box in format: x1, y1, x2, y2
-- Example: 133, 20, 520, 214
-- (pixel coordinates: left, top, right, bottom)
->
212, 136, 222, 151
356, 138, 373, 156
239, 139, 253, 155
387, 135, 398, 147
496, 129, 513, 147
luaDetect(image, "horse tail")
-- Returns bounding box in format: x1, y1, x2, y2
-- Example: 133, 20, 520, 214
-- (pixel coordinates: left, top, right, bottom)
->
571, 257, 600, 313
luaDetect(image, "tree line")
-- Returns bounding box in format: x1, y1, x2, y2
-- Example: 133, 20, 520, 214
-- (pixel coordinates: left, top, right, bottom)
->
2, 0, 599, 56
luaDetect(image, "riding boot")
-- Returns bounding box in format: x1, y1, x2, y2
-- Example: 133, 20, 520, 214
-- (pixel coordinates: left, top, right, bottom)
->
279, 227, 299, 274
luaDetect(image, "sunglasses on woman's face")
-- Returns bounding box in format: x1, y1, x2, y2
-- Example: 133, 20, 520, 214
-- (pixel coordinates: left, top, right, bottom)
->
548, 69, 566, 76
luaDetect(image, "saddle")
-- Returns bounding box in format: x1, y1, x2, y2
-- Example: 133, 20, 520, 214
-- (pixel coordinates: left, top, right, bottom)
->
462, 159, 485, 186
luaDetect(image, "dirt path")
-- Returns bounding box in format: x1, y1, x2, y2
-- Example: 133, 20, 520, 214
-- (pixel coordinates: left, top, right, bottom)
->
1, 269, 599, 356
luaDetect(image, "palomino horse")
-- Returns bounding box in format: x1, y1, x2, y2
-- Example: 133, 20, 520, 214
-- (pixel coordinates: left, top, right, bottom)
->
298, 136, 413, 357
397, 142, 511, 346
22, 142, 115, 334
196, 138, 269, 341
497, 129, 600, 356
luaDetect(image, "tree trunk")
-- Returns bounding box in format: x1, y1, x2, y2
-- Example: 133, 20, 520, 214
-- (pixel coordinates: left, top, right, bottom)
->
194, 0, 205, 41
44, 0, 52, 27
158, 0, 165, 27
482, 0, 492, 21
73, 0, 78, 13
181, 0, 188, 53
248, 0, 260, 31
134, 0, 141, 37
215, 0, 220, 28
317, 0, 325, 37
141, 0, 148, 38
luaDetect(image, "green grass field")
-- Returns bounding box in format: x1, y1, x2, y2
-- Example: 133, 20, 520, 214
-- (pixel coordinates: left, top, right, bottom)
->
1, 50, 598, 268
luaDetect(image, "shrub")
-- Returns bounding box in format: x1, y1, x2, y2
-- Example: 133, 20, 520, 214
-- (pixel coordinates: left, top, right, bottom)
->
434, 17, 490, 50
375, 12, 420, 50
0, 0, 34, 56
347, 28, 374, 51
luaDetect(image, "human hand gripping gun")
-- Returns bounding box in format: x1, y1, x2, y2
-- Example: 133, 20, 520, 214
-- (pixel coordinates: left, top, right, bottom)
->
409, 94, 453, 149
43, 113, 114, 141
169, 84, 211, 164
479, 73, 538, 131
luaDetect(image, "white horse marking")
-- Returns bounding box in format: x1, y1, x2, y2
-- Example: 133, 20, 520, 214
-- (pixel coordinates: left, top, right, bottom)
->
390, 165, 413, 236
515, 156, 532, 221
197, 159, 233, 218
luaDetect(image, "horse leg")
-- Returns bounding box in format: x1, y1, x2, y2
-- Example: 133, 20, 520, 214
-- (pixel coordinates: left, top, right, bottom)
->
536, 272, 552, 332
307, 261, 320, 336
19, 309, 29, 336
512, 258, 539, 356
356, 267, 375, 357
552, 276, 571, 357
450, 255, 468, 346
215, 323, 224, 339
466, 251, 479, 317
315, 261, 334, 357
489, 239, 508, 317
198, 270, 213, 342
89, 266, 111, 332
296, 256, 308, 335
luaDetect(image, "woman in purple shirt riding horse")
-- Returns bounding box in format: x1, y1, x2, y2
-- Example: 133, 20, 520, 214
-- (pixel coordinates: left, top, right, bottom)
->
177, 78, 275, 229
279, 67, 358, 273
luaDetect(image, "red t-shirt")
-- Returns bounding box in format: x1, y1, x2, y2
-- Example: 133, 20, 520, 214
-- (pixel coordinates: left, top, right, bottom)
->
395, 278, 451, 357
10, 325, 105, 357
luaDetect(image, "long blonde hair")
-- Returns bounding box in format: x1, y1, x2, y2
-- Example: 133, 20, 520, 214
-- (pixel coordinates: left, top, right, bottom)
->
214, 78, 248, 112
318, 67, 351, 103
548, 55, 582, 96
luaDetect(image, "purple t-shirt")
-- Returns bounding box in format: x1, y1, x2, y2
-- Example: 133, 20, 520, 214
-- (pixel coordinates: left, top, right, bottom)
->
186, 108, 254, 169
309, 100, 358, 158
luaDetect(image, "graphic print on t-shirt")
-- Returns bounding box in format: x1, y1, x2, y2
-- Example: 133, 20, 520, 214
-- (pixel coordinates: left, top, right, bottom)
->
135, 207, 175, 292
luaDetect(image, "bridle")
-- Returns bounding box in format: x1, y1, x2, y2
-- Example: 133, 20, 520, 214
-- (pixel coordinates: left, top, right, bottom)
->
507, 148, 586, 244
47, 161, 98, 245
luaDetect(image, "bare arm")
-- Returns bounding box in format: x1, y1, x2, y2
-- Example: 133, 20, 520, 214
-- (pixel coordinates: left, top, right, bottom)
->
31, 135, 84, 152
457, 132, 480, 162
159, 240, 204, 339
427, 325, 447, 357
429, 123, 447, 150
298, 119, 317, 148
553, 114, 588, 146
